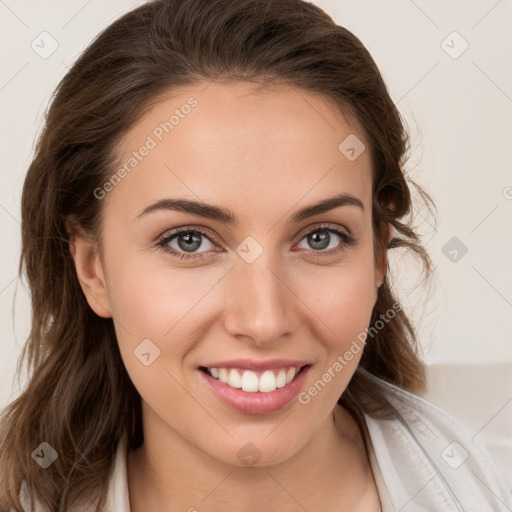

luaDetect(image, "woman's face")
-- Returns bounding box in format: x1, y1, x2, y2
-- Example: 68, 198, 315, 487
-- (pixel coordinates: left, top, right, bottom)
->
76, 81, 387, 467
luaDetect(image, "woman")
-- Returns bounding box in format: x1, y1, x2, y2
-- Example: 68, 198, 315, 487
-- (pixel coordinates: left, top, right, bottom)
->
0, 0, 510, 511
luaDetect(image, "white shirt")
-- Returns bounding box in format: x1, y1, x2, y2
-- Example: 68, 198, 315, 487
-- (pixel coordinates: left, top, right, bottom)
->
21, 371, 512, 511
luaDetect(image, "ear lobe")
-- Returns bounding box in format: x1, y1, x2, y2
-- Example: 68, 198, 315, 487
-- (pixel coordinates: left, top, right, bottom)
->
66, 221, 112, 318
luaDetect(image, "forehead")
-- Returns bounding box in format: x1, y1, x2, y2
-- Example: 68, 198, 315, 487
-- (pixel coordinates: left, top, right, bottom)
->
109, 81, 372, 223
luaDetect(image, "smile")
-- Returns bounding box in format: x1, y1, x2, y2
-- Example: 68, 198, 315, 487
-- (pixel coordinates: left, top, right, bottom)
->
198, 364, 312, 415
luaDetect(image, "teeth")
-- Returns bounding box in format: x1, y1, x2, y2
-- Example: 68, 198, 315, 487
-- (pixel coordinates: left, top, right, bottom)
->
286, 367, 296, 383
276, 369, 287, 388
218, 368, 229, 383
259, 370, 276, 392
241, 370, 259, 392
207, 366, 300, 392
228, 368, 242, 388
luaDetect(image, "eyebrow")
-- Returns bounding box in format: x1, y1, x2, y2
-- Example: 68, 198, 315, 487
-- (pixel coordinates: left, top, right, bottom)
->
135, 193, 364, 224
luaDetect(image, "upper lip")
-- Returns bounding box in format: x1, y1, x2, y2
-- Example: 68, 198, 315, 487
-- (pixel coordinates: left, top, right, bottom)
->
200, 358, 311, 371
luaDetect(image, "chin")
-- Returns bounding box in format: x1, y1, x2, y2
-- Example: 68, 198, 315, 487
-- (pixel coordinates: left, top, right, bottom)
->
205, 433, 305, 469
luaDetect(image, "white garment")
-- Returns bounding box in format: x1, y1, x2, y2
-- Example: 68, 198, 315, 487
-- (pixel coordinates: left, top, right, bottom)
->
360, 373, 512, 511
20, 373, 512, 511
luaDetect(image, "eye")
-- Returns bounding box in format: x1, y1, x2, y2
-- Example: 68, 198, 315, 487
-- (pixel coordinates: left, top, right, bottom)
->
157, 227, 219, 260
295, 224, 355, 257
157, 223, 355, 261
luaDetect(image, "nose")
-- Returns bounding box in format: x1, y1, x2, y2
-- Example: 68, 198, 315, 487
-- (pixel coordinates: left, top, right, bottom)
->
223, 252, 297, 347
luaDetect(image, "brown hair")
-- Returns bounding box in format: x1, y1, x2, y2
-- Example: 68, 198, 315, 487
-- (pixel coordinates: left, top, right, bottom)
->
0, 0, 435, 510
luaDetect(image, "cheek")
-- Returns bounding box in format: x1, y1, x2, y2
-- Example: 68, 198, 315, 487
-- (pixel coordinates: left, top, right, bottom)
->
106, 260, 210, 410
325, 273, 375, 340
294, 252, 376, 385
298, 251, 377, 336
104, 250, 230, 384
105, 255, 208, 346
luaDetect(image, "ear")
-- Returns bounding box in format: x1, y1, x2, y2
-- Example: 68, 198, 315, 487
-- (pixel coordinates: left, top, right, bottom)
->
66, 220, 112, 318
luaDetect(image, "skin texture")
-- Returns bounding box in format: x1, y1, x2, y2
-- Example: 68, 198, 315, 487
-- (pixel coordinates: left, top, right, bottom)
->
69, 82, 388, 511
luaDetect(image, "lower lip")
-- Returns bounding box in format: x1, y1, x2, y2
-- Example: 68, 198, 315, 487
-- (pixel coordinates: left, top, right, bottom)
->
198, 365, 312, 415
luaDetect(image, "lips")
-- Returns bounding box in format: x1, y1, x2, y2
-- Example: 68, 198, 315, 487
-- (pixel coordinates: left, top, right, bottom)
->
196, 360, 313, 414
198, 358, 310, 393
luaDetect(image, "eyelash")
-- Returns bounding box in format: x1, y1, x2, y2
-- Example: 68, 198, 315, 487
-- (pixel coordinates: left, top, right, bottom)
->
156, 224, 355, 261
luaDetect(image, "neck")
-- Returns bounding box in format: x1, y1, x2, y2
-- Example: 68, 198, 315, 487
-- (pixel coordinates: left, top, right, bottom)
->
127, 403, 375, 511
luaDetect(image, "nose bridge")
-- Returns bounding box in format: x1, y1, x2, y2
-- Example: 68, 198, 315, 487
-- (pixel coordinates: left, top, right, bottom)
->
224, 249, 294, 344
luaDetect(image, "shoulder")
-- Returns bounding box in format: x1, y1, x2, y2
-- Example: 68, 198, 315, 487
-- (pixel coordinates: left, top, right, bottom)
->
360, 370, 512, 511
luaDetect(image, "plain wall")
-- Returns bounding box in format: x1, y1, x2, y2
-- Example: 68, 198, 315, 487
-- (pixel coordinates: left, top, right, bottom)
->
1, 0, 511, 409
